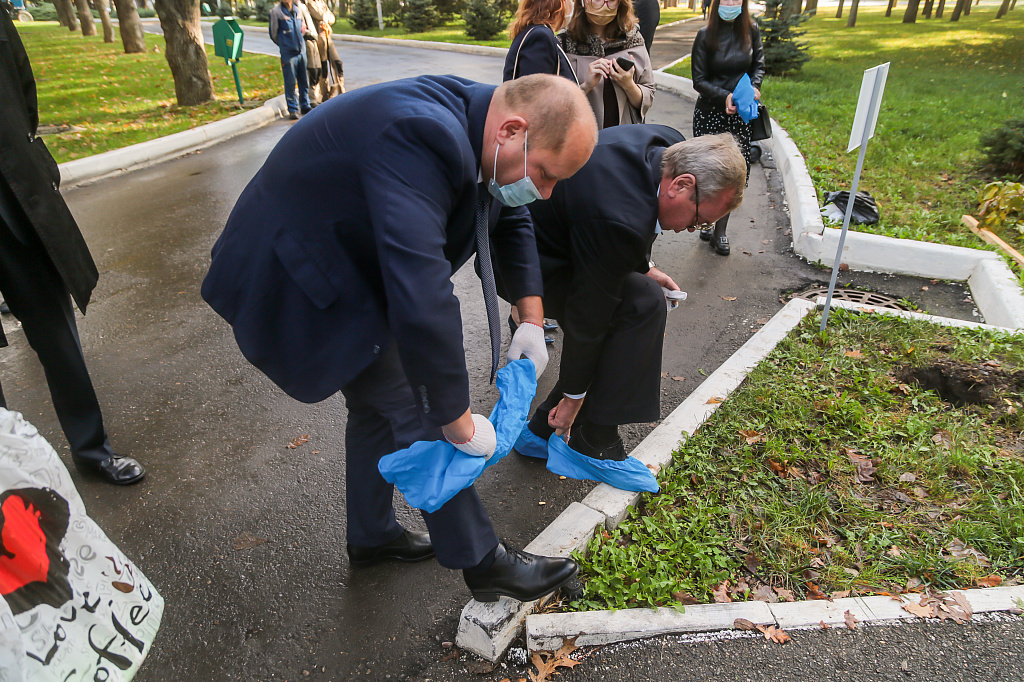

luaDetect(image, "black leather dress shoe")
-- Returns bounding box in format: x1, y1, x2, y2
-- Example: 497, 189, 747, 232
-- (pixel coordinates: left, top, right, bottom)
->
347, 529, 434, 566
463, 542, 578, 603
567, 430, 627, 461
76, 455, 146, 485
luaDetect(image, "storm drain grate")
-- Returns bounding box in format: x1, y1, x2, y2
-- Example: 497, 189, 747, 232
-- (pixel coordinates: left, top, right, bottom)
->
789, 286, 909, 310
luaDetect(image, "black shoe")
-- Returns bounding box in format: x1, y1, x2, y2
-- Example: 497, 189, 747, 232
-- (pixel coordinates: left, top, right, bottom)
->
347, 529, 434, 566
0, 301, 9, 314
712, 233, 731, 256
567, 430, 627, 461
463, 542, 578, 603
699, 225, 713, 242
75, 455, 146, 485
300, 104, 317, 115
288, 111, 299, 120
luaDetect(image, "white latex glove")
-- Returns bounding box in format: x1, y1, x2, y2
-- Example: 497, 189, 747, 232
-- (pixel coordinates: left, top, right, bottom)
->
662, 287, 687, 311
445, 413, 496, 458
507, 321, 548, 378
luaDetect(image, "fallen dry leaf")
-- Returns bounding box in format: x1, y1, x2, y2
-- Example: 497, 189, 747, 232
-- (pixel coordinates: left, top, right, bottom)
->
286, 434, 310, 449
671, 376, 685, 381
739, 429, 763, 445
529, 638, 581, 682
775, 587, 796, 602
806, 583, 830, 601
706, 396, 724, 405
712, 581, 733, 603
743, 552, 762, 574
844, 350, 864, 359
760, 625, 791, 644
820, 620, 830, 629
756, 317, 769, 325
721, 296, 737, 301
831, 590, 852, 599
932, 430, 953, 447
898, 472, 917, 483
752, 584, 779, 603
844, 610, 859, 630
944, 539, 991, 567
902, 601, 934, 619
976, 575, 1002, 588
734, 618, 758, 631
673, 591, 700, 605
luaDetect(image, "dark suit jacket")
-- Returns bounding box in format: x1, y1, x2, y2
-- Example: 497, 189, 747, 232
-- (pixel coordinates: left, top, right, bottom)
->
503, 24, 578, 84
0, 13, 99, 316
202, 76, 542, 427
527, 124, 684, 396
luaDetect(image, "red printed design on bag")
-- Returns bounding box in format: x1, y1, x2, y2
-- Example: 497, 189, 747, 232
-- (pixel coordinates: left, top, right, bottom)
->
0, 495, 50, 594
0, 488, 72, 615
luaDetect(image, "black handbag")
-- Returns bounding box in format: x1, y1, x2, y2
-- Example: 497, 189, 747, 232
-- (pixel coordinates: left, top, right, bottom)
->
749, 103, 772, 141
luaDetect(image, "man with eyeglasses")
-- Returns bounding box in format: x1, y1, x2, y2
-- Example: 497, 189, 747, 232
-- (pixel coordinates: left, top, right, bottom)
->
507, 125, 746, 478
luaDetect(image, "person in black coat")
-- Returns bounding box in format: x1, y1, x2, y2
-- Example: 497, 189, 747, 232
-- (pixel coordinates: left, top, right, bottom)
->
504, 0, 578, 83
511, 126, 746, 462
0, 12, 145, 485
202, 74, 599, 602
690, 0, 764, 256
632, 0, 659, 56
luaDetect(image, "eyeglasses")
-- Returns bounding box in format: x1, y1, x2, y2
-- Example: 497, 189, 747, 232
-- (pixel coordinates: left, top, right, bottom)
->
691, 183, 703, 229
584, 0, 619, 7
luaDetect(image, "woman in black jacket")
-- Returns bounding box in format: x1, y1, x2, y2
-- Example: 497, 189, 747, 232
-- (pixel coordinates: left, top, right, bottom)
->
503, 0, 578, 83
690, 0, 764, 256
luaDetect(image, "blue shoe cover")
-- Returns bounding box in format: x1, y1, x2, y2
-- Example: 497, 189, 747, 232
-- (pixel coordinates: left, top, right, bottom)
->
378, 359, 537, 512
545, 434, 659, 493
513, 423, 550, 460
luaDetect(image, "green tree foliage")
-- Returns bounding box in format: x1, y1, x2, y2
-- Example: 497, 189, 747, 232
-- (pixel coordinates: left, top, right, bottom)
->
350, 0, 378, 29
254, 0, 274, 20
758, 0, 811, 75
403, 0, 439, 31
981, 119, 1024, 180
462, 0, 505, 39
434, 0, 465, 20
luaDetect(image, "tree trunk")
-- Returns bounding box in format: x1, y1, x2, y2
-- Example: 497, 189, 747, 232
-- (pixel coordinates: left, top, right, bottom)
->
805, 0, 818, 15
96, 0, 115, 42
154, 0, 214, 106
847, 0, 860, 25
53, 0, 70, 27
950, 0, 965, 20
688, 0, 695, 9
902, 0, 920, 21
112, 0, 147, 52
56, 0, 79, 30
835, 0, 844, 18
74, 0, 97, 35
963, 0, 971, 14
935, 0, 945, 16
996, 0, 1011, 16
885, 0, 896, 15
922, 0, 933, 17
781, 0, 802, 19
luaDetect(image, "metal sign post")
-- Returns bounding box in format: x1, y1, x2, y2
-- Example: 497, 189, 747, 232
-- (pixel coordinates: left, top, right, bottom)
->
820, 62, 890, 332
375, 0, 384, 30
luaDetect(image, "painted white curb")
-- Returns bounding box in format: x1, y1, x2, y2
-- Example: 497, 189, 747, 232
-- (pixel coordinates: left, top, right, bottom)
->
335, 32, 507, 56
57, 95, 288, 189
653, 70, 1024, 329
458, 296, 1022, 661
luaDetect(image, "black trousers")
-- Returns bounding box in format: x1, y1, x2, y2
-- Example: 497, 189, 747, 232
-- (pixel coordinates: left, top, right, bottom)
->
340, 344, 499, 569
534, 271, 667, 428
0, 212, 114, 465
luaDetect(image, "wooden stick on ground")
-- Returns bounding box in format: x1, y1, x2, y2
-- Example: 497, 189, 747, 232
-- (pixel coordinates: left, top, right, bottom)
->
962, 215, 1024, 268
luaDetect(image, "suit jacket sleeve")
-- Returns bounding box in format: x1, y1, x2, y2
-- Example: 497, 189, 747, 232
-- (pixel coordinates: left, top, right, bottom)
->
559, 218, 649, 395
491, 204, 543, 303
359, 115, 472, 426
510, 28, 560, 79
691, 30, 731, 109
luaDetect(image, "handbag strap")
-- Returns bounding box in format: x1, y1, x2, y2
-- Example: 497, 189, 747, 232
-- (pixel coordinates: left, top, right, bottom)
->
512, 26, 538, 80
512, 26, 580, 86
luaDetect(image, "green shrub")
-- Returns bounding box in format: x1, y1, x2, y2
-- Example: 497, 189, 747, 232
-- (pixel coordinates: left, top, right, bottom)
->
402, 0, 439, 32
978, 181, 1024, 237
236, 3, 253, 18
462, 0, 504, 40
433, 0, 464, 20
980, 119, 1024, 180
350, 0, 378, 28
28, 2, 59, 20
216, 4, 232, 17
758, 0, 811, 76
136, 7, 156, 17
254, 0, 273, 20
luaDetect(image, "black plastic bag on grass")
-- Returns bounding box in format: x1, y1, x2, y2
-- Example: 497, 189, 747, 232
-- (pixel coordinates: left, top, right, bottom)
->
822, 190, 880, 225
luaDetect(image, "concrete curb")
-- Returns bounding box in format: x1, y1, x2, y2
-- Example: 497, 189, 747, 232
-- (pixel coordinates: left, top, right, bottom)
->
57, 95, 288, 189
652, 70, 1024, 330
456, 297, 1022, 661
335, 32, 507, 56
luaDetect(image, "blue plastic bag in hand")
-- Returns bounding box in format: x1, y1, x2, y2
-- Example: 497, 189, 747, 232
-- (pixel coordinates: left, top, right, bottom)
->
377, 359, 537, 513
732, 73, 759, 124
545, 434, 660, 493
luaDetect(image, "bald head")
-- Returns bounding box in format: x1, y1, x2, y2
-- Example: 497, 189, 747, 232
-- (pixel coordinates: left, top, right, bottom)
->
483, 74, 597, 200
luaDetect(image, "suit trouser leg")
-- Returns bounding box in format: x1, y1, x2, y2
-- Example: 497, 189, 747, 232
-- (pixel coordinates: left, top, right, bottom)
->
530, 272, 666, 431
0, 220, 114, 464
340, 345, 499, 569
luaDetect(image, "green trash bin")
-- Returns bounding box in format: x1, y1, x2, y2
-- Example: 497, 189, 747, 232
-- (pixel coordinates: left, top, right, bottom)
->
213, 17, 245, 104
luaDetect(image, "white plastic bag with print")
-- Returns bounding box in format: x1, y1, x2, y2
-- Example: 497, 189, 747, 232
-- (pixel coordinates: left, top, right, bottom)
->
0, 408, 163, 682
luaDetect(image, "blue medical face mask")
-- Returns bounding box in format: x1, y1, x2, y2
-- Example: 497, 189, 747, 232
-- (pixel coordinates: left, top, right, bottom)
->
488, 130, 543, 207
718, 3, 742, 21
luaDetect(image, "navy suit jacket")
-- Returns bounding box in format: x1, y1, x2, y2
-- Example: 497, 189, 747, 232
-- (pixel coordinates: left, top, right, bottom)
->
527, 124, 685, 396
503, 24, 578, 84
202, 76, 542, 427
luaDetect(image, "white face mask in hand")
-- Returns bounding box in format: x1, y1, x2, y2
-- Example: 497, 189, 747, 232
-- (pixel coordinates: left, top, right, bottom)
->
488, 129, 543, 208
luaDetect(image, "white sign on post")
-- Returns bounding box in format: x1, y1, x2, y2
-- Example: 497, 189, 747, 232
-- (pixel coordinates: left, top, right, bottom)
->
847, 62, 889, 152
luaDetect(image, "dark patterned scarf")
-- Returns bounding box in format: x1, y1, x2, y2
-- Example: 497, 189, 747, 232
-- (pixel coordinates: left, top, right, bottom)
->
558, 26, 645, 57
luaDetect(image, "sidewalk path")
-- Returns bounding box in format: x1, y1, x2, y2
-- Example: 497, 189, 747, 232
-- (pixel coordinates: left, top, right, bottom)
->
650, 15, 705, 69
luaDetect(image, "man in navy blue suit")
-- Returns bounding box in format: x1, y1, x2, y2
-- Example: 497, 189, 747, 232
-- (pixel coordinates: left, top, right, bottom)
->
202, 74, 597, 602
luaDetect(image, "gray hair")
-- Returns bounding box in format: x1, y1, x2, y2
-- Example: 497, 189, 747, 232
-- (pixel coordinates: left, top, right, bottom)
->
661, 133, 747, 212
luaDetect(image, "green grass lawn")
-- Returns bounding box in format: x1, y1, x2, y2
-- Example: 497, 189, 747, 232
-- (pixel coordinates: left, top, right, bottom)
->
667, 7, 1024, 261
18, 22, 285, 163
572, 309, 1024, 611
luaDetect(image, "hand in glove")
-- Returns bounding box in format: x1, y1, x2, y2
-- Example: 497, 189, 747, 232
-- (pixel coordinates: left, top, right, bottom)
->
507, 321, 548, 378
443, 413, 496, 458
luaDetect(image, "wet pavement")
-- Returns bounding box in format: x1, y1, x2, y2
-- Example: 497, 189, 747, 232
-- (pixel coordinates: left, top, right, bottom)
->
0, 28, 1004, 682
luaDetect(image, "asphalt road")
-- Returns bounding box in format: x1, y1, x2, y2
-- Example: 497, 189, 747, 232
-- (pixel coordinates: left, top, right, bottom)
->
2, 28, 1010, 682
